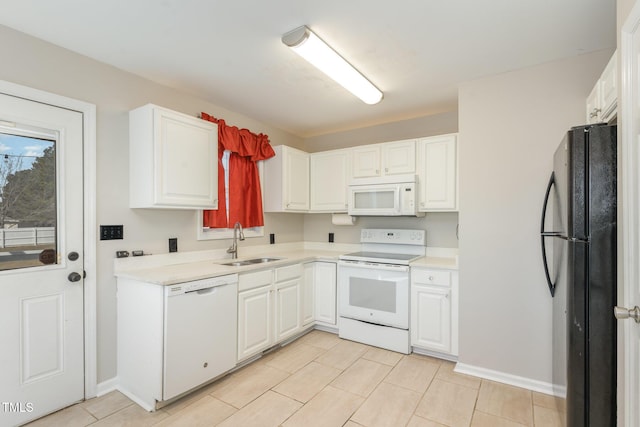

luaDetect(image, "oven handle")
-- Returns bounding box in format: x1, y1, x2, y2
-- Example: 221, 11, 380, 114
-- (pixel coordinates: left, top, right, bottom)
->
338, 260, 410, 272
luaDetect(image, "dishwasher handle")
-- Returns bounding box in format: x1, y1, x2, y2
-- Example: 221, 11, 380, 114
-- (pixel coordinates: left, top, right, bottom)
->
166, 274, 238, 297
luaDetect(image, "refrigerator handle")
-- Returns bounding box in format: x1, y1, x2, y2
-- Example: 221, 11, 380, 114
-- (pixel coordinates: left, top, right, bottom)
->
540, 172, 556, 297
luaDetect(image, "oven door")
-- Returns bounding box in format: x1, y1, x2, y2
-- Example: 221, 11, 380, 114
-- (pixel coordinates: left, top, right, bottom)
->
338, 260, 409, 329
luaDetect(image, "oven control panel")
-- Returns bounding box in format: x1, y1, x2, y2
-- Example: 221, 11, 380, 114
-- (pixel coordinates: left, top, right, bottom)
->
360, 229, 425, 245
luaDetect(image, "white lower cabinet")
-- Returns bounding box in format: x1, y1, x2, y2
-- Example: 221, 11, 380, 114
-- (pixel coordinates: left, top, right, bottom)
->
275, 278, 301, 341
313, 262, 337, 326
411, 268, 458, 356
302, 263, 315, 325
237, 263, 306, 362
237, 286, 273, 361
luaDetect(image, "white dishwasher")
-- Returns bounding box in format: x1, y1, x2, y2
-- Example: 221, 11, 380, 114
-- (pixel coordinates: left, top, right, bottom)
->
163, 273, 238, 400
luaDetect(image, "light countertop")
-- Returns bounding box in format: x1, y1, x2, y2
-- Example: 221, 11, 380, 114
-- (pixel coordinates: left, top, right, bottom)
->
114, 244, 458, 286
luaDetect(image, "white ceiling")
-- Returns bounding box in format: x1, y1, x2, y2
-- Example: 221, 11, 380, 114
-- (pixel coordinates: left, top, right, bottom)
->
0, 0, 615, 137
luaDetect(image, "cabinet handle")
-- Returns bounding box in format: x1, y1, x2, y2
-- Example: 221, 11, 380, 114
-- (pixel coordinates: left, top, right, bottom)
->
428, 276, 434, 281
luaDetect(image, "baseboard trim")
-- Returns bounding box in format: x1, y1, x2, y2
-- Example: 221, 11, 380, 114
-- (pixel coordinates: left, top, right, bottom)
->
116, 385, 157, 412
314, 323, 338, 334
454, 363, 561, 397
96, 377, 119, 397
412, 346, 458, 362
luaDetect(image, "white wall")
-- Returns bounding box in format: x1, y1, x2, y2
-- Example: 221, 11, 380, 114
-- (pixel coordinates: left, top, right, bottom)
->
0, 24, 306, 383
303, 111, 458, 153
303, 213, 459, 248
458, 49, 613, 384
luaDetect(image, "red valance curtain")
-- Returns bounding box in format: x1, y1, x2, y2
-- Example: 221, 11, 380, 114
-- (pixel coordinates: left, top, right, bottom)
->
201, 112, 275, 229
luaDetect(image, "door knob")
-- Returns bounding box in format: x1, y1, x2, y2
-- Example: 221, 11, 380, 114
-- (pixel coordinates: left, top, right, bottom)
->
614, 306, 640, 323
68, 272, 82, 283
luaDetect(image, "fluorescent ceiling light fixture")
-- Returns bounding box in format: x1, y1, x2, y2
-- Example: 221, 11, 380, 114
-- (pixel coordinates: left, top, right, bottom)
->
282, 25, 383, 105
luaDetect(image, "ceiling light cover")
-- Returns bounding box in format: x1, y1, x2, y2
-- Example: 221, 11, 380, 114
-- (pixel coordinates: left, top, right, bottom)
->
282, 26, 383, 105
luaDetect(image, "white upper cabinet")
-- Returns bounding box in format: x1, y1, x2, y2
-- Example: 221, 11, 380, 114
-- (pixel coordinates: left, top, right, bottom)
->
310, 149, 351, 212
586, 51, 617, 124
382, 139, 416, 176
417, 134, 458, 211
351, 139, 416, 179
599, 52, 617, 122
263, 145, 310, 212
586, 84, 601, 124
129, 104, 218, 209
351, 145, 382, 178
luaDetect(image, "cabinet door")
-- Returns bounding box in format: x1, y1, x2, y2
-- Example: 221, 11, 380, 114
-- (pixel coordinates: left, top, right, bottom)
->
302, 263, 315, 326
382, 140, 416, 175
284, 147, 310, 211
351, 145, 381, 178
599, 52, 617, 122
411, 284, 451, 353
314, 262, 337, 325
310, 149, 350, 212
155, 108, 218, 207
586, 83, 601, 124
417, 135, 457, 211
274, 278, 301, 341
237, 285, 272, 361
130, 104, 218, 209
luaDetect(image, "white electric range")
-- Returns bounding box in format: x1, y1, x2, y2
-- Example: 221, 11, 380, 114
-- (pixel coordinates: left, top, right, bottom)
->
337, 228, 426, 354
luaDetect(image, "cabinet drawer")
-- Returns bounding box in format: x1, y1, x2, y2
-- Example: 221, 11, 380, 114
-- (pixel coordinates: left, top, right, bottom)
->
275, 263, 303, 282
239, 269, 273, 292
411, 269, 451, 287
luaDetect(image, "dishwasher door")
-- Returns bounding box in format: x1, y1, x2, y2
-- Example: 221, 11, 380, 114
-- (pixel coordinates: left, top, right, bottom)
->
163, 275, 238, 400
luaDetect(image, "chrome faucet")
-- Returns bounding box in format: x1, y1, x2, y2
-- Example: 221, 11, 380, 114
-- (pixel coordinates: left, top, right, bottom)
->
227, 221, 245, 259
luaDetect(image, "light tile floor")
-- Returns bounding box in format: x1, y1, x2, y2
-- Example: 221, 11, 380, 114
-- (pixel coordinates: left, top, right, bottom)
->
26, 331, 565, 427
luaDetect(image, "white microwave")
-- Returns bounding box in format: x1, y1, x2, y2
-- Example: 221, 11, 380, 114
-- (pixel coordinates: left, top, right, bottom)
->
347, 174, 424, 216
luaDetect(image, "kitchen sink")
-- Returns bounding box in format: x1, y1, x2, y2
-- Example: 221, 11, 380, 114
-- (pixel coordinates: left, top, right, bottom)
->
222, 261, 253, 266
221, 257, 282, 267
247, 257, 282, 264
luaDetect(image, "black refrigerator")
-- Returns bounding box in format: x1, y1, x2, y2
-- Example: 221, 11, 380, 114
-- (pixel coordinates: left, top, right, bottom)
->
540, 123, 617, 427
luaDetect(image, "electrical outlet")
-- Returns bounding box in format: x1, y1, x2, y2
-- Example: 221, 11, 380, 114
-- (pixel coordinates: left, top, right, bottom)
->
101, 225, 123, 240
328, 233, 334, 243
269, 234, 275, 244
169, 238, 178, 253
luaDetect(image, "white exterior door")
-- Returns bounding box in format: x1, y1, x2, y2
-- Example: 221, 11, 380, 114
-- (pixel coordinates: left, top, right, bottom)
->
0, 93, 84, 426
620, 5, 640, 426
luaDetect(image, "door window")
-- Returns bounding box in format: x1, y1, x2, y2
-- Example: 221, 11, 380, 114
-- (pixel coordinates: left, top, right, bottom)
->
0, 129, 57, 271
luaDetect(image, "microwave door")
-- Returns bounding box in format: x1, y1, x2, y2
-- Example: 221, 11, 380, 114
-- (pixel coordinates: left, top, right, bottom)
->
349, 185, 400, 215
